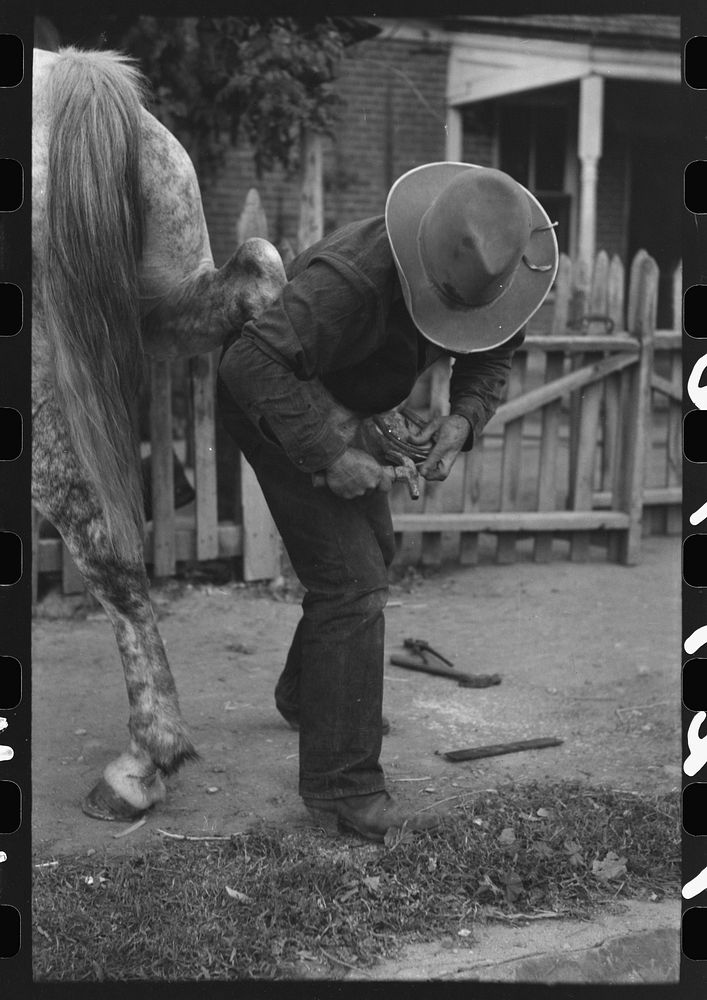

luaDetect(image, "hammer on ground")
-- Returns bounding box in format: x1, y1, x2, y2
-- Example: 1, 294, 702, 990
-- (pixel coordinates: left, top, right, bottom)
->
390, 637, 501, 688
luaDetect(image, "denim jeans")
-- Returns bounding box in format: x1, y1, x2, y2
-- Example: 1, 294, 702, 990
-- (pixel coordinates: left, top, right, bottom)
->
217, 379, 395, 800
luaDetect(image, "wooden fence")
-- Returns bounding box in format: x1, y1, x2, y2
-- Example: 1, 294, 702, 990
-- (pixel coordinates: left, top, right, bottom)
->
389, 249, 680, 568
33, 190, 681, 596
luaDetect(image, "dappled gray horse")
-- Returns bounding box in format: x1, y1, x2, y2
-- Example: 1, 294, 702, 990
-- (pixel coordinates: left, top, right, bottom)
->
32, 47, 286, 820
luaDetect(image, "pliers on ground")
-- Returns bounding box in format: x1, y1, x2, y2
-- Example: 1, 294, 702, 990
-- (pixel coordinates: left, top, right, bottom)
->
402, 637, 455, 668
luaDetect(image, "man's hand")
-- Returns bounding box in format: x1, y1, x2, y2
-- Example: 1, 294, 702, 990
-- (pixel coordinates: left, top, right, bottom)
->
322, 447, 394, 499
408, 414, 471, 481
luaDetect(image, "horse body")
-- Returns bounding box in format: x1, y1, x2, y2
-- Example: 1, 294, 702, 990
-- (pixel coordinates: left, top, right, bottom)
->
31, 47, 286, 819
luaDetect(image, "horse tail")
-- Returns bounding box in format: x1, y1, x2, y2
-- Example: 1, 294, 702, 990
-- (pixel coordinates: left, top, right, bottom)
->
43, 47, 147, 562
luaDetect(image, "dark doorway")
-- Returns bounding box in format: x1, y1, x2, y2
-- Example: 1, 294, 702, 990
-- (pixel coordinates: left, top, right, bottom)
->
627, 137, 682, 328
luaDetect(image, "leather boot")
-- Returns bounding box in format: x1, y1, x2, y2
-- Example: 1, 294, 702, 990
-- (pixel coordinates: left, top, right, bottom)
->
303, 790, 441, 842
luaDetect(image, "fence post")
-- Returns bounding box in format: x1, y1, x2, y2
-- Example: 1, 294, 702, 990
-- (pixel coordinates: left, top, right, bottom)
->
297, 129, 324, 253
421, 358, 451, 566
236, 188, 269, 244
61, 544, 85, 595
615, 252, 658, 565
496, 350, 528, 564
607, 252, 648, 561
600, 254, 625, 491
459, 440, 484, 565
602, 255, 626, 561
567, 256, 591, 502
570, 250, 609, 562
190, 351, 219, 561
534, 252, 571, 563
31, 506, 40, 608
665, 262, 682, 535
240, 459, 281, 581
150, 359, 176, 577
278, 237, 296, 270
236, 188, 282, 581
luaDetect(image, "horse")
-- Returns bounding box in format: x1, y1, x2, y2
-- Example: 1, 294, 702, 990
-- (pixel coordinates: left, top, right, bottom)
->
31, 46, 287, 821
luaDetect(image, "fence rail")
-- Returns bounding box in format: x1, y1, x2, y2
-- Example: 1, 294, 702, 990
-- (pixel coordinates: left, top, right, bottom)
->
33, 190, 681, 598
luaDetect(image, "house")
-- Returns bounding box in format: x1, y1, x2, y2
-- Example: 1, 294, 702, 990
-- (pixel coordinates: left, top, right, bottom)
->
34, 13, 682, 323
31, 13, 681, 584
441, 15, 681, 326
204, 15, 680, 327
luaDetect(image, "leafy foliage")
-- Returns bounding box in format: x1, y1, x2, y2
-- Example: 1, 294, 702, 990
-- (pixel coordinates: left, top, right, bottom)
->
115, 17, 349, 182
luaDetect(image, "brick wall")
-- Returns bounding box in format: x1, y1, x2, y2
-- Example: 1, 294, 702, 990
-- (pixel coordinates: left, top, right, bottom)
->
200, 33, 651, 312
324, 36, 450, 231
201, 35, 450, 265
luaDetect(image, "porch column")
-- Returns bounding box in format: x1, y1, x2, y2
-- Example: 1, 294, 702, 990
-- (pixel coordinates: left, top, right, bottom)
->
445, 105, 463, 161
577, 73, 604, 267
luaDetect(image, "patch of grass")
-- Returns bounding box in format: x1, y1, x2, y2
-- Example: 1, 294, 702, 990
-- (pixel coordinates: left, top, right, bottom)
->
33, 781, 679, 981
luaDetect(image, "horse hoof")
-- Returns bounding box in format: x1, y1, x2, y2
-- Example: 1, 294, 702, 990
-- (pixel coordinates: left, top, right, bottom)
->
82, 777, 148, 822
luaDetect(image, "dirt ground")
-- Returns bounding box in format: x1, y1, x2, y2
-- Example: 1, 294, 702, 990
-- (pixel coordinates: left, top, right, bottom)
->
32, 534, 680, 859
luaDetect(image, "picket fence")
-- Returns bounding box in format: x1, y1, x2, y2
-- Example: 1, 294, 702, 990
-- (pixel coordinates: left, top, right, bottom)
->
33, 190, 681, 597
391, 248, 680, 569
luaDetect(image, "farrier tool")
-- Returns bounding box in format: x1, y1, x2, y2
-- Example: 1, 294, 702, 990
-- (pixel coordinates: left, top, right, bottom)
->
403, 637, 454, 666
312, 455, 420, 500
390, 637, 501, 688
383, 457, 421, 500
442, 737, 564, 762
311, 406, 429, 500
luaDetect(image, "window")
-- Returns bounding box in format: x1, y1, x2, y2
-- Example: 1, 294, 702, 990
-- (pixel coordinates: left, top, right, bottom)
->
498, 103, 571, 254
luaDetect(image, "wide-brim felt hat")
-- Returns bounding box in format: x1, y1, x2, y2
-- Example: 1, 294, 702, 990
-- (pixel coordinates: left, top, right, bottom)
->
385, 162, 559, 353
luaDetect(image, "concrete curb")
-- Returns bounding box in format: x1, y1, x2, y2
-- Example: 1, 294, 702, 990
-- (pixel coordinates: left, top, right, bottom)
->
345, 899, 680, 983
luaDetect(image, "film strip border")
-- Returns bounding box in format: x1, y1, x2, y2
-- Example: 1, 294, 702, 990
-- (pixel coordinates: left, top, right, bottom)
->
684, 10, 707, 992
0, 1, 30, 989
0, 6, 703, 996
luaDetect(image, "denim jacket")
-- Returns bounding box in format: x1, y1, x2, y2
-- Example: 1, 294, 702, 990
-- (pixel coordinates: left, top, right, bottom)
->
218, 216, 522, 473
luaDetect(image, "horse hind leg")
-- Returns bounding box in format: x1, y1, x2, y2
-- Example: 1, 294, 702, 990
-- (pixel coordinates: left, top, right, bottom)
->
76, 555, 199, 820
33, 406, 197, 819
51, 510, 197, 819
